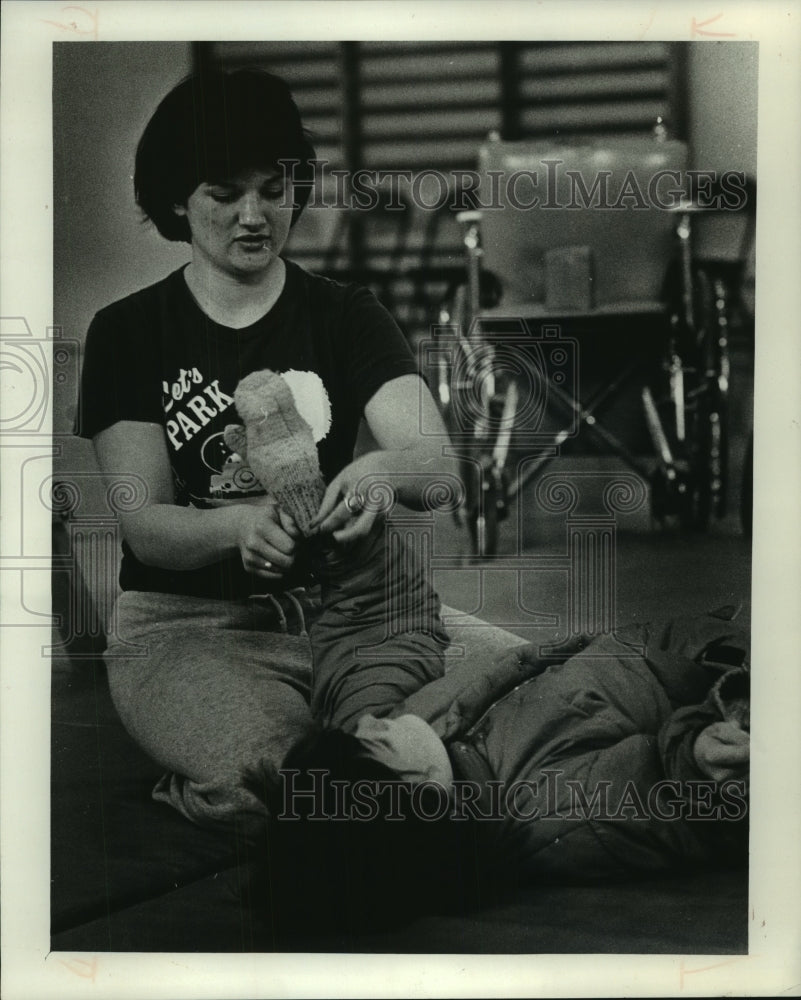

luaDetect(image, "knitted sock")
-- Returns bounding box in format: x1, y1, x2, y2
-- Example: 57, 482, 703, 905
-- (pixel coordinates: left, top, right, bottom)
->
233, 369, 326, 536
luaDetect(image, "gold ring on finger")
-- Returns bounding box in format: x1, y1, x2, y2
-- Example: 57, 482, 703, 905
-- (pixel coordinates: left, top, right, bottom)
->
344, 492, 365, 515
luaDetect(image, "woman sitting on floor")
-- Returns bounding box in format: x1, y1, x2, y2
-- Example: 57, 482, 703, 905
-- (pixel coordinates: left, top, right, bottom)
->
76, 68, 455, 833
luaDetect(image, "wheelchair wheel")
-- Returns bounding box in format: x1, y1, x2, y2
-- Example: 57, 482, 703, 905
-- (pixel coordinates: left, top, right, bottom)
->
468, 491, 499, 560
683, 272, 731, 529
649, 268, 731, 531
465, 456, 509, 559
434, 283, 509, 558
682, 383, 727, 531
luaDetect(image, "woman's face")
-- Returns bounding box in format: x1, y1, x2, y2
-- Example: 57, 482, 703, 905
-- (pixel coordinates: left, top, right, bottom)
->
174, 167, 295, 280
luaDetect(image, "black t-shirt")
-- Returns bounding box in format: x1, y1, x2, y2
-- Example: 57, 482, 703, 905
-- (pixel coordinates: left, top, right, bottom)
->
76, 260, 419, 599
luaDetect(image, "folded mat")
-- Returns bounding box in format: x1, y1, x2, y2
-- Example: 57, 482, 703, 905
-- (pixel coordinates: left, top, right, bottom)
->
51, 665, 246, 938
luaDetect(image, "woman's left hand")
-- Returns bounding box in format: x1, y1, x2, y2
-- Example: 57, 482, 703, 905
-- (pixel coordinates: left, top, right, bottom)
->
309, 374, 459, 544
310, 455, 385, 544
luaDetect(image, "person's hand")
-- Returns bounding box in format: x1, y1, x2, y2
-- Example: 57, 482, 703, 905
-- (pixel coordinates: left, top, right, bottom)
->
310, 456, 387, 544
233, 502, 299, 581
693, 721, 750, 783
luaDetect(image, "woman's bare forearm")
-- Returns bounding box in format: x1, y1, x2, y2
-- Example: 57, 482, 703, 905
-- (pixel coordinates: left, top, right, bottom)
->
92, 421, 287, 574
350, 448, 462, 512
119, 502, 250, 569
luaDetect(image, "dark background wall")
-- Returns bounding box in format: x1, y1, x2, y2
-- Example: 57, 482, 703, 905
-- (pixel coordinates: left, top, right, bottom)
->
54, 42, 193, 438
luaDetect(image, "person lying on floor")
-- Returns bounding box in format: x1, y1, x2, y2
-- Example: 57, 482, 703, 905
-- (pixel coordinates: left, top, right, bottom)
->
244, 522, 750, 932
254, 567, 750, 926
330, 607, 750, 882
230, 367, 748, 929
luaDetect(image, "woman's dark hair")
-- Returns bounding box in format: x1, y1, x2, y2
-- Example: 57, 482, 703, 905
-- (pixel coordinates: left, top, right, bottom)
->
243, 727, 496, 942
134, 69, 316, 242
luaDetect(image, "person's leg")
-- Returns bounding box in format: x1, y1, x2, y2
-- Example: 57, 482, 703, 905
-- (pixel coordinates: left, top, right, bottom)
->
309, 522, 450, 732
104, 591, 314, 830
227, 368, 448, 732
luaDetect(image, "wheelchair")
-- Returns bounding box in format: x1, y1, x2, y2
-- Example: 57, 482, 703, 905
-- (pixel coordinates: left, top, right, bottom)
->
434, 133, 754, 557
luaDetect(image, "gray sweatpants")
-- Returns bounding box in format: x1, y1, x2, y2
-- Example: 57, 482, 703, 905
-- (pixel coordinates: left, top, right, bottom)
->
104, 590, 318, 831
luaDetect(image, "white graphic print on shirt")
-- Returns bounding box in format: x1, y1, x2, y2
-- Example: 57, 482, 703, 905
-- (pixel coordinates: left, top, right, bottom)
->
162, 368, 236, 452
162, 367, 332, 505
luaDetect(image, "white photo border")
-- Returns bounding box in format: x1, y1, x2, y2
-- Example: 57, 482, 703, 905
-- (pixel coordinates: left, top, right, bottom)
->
1, 1, 800, 997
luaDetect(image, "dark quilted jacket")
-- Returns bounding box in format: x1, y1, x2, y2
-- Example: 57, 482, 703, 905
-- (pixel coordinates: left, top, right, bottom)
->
397, 609, 750, 880
309, 527, 749, 881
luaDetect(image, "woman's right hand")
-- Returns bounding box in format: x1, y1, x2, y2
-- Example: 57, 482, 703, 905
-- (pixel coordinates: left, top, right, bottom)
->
93, 422, 300, 577
233, 503, 299, 581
